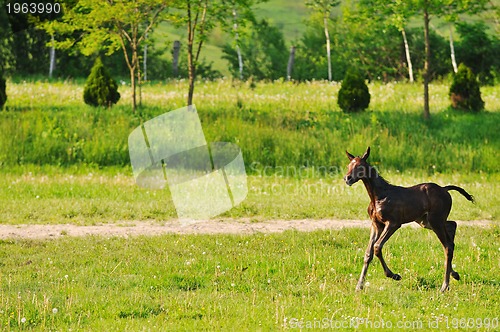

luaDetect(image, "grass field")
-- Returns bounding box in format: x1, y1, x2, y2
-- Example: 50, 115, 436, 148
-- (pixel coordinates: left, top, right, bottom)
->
0, 167, 498, 225
1, 227, 499, 330
0, 78, 499, 330
2, 80, 499, 172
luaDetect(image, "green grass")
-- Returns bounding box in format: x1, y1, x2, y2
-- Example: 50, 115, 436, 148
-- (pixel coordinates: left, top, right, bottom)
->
1, 80, 498, 223
1, 80, 499, 173
0, 78, 498, 330
0, 166, 497, 224
0, 227, 498, 330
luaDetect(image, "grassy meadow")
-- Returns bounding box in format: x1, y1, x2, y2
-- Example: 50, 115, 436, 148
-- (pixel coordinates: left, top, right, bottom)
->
0, 167, 497, 225
1, 227, 499, 330
0, 79, 499, 330
1, 79, 499, 172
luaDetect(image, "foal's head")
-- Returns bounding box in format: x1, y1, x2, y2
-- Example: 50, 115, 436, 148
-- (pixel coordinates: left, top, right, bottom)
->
344, 146, 372, 186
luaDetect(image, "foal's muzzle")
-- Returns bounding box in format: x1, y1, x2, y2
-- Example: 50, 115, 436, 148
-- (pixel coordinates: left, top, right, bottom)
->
344, 175, 355, 186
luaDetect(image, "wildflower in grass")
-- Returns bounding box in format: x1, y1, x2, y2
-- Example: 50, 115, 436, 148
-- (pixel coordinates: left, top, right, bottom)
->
21, 317, 26, 323
52, 308, 58, 314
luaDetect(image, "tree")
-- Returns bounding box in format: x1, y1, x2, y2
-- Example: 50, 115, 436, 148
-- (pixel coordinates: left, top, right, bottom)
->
293, 24, 335, 81
83, 57, 121, 107
407, 27, 450, 81
0, 0, 13, 73
294, 12, 405, 82
358, 0, 416, 82
4, 4, 50, 76
305, 0, 340, 82
222, 19, 288, 81
456, 21, 499, 85
170, 0, 259, 106
417, 0, 489, 120
0, 73, 6, 109
46, 0, 170, 112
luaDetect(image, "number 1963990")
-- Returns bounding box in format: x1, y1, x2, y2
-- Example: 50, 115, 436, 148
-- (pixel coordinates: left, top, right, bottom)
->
6, 2, 61, 15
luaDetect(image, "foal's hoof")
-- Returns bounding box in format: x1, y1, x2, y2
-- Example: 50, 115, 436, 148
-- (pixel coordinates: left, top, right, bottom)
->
391, 274, 402, 281
451, 271, 460, 281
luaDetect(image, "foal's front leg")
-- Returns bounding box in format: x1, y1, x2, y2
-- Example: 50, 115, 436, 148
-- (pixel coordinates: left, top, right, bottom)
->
356, 223, 379, 291
374, 222, 402, 281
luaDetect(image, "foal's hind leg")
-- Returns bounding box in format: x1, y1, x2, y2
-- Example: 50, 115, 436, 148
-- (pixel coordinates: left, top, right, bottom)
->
428, 214, 455, 292
446, 221, 460, 281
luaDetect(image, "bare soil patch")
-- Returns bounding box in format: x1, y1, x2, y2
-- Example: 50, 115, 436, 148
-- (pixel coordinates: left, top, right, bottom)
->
0, 219, 494, 240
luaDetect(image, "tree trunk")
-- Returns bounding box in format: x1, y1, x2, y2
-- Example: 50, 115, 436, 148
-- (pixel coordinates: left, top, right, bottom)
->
233, 8, 243, 80
172, 40, 181, 77
49, 34, 56, 79
423, 5, 431, 120
131, 67, 137, 112
236, 45, 243, 80
287, 46, 296, 81
401, 28, 413, 83
187, 4, 195, 106
187, 59, 195, 106
131, 45, 138, 112
324, 14, 332, 81
449, 26, 458, 73
143, 32, 148, 81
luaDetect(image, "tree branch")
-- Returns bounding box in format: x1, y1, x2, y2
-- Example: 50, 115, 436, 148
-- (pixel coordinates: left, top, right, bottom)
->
194, 0, 208, 63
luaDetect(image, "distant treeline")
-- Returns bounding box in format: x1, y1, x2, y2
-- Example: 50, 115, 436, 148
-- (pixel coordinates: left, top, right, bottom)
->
0, 0, 498, 85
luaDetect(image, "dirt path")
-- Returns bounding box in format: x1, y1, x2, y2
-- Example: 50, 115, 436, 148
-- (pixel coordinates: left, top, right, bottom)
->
0, 219, 494, 240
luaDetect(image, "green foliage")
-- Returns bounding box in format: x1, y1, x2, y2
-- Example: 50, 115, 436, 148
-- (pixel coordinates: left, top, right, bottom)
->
449, 64, 484, 112
337, 69, 370, 112
83, 58, 120, 107
408, 27, 450, 80
293, 22, 346, 81
0, 1, 13, 72
456, 21, 500, 85
0, 73, 6, 109
223, 19, 288, 81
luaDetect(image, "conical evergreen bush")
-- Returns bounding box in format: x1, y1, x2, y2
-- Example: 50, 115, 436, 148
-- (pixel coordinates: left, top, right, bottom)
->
338, 69, 370, 112
449, 63, 484, 112
0, 72, 6, 109
83, 57, 120, 107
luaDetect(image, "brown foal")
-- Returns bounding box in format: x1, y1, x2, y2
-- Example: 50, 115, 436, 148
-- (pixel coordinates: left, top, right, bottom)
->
344, 147, 474, 292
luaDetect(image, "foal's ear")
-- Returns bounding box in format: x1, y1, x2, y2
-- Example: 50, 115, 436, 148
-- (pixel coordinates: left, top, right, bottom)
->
346, 150, 355, 161
361, 146, 371, 160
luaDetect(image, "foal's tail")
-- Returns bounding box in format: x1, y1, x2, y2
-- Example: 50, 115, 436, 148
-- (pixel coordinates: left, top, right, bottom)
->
444, 185, 475, 203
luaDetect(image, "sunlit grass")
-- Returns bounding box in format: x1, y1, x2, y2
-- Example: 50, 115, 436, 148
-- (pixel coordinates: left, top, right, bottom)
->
0, 166, 497, 225
0, 227, 498, 330
0, 79, 499, 330
2, 80, 499, 173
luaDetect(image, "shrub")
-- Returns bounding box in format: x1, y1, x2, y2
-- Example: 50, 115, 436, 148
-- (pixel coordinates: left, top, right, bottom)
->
449, 64, 484, 112
0, 73, 6, 109
338, 69, 370, 112
83, 57, 120, 107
